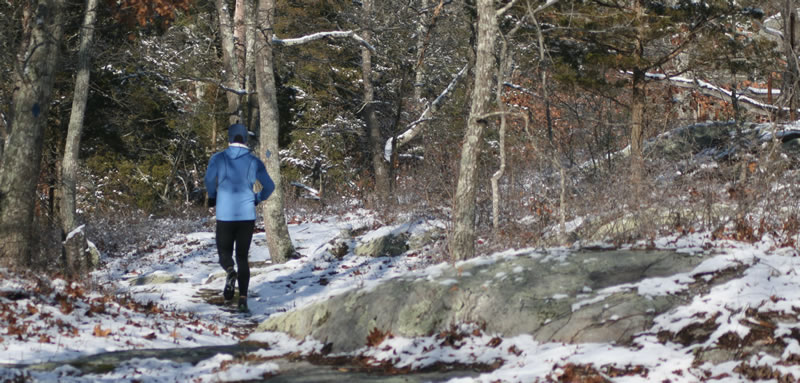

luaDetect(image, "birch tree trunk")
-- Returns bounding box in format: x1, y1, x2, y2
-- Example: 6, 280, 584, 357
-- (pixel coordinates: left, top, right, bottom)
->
362, 0, 390, 196
216, 0, 242, 124
255, 0, 295, 263
450, 0, 497, 261
0, 0, 65, 266
61, 0, 99, 275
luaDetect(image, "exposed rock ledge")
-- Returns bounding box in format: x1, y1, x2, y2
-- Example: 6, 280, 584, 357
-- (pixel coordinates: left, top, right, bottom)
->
258, 249, 737, 353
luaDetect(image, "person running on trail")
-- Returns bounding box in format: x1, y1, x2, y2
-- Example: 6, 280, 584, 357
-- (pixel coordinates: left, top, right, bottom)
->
204, 123, 274, 313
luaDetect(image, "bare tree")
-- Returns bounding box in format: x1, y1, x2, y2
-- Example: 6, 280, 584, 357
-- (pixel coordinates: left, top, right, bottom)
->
783, 0, 800, 119
629, 0, 646, 185
254, 0, 295, 263
216, 0, 244, 124
361, 0, 390, 196
0, 0, 65, 266
450, 0, 502, 261
490, 15, 524, 231
60, 0, 99, 275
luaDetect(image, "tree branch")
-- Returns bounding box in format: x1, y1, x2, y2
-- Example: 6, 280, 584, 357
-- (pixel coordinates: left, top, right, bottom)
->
496, 0, 521, 16
273, 30, 376, 53
530, 0, 560, 14
642, 72, 784, 115
384, 63, 469, 161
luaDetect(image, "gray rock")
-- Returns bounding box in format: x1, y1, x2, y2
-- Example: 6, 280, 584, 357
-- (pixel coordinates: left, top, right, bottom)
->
354, 233, 409, 257
258, 249, 721, 352
353, 220, 442, 258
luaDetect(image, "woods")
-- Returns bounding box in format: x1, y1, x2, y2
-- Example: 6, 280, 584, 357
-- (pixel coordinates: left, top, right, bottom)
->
0, 0, 796, 270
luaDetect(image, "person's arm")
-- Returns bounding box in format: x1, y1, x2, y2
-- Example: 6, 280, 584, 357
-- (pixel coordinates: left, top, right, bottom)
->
254, 159, 275, 205
204, 154, 219, 206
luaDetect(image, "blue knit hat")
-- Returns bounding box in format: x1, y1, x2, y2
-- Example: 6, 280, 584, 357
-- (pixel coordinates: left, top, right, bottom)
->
228, 123, 248, 144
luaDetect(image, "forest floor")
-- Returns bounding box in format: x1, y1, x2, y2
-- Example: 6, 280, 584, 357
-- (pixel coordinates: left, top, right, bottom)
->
1, 208, 800, 382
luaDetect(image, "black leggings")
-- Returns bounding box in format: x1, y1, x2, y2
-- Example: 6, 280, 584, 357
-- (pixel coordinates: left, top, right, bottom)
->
216, 220, 254, 297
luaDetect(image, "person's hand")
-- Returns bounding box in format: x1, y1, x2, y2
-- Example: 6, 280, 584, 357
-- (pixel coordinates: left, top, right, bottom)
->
208, 197, 216, 208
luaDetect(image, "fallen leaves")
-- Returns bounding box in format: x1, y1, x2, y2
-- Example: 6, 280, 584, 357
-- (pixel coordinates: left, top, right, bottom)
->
366, 327, 393, 347
93, 324, 112, 337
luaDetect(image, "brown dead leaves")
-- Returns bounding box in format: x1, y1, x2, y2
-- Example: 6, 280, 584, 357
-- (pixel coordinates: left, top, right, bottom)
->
366, 327, 392, 348
93, 324, 112, 337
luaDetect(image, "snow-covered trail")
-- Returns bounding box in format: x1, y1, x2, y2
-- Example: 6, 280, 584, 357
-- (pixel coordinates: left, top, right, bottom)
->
3, 210, 800, 382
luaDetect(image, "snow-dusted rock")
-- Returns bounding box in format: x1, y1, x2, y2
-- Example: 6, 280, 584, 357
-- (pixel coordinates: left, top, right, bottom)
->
353, 219, 443, 258
258, 249, 732, 352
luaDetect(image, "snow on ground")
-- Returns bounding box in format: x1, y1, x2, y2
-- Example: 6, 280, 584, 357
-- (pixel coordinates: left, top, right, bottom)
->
1, 209, 800, 382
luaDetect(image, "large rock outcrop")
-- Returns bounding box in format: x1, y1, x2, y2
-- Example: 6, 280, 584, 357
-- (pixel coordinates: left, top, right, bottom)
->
258, 249, 727, 353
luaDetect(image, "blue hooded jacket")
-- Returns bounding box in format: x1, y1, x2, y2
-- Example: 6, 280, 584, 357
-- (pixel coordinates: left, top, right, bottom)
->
204, 124, 275, 221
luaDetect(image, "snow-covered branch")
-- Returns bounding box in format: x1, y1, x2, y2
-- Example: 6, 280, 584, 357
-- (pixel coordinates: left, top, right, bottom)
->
643, 72, 784, 115
273, 31, 376, 53
496, 0, 521, 16
755, 20, 783, 40
503, 82, 538, 96
531, 0, 559, 14
384, 63, 469, 161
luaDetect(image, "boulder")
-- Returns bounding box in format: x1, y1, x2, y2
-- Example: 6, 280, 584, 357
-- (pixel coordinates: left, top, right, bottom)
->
258, 249, 728, 352
353, 219, 443, 258
585, 204, 732, 241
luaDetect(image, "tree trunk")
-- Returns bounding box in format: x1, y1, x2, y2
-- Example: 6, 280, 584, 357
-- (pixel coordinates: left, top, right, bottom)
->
254, 0, 295, 263
490, 16, 523, 232
234, 0, 247, 90
630, 0, 646, 185
362, 0, 390, 197
0, 115, 6, 168
244, 0, 258, 129
784, 0, 800, 120
413, 0, 428, 103
450, 0, 496, 261
216, 0, 242, 124
0, 0, 65, 266
630, 68, 646, 185
61, 0, 98, 275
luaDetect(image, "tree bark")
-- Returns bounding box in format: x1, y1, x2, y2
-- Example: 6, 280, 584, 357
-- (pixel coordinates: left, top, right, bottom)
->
630, 68, 645, 185
361, 0, 390, 196
0, 115, 6, 168
0, 0, 65, 266
61, 0, 98, 275
629, 0, 646, 185
450, 0, 497, 261
784, 0, 800, 120
254, 0, 295, 263
234, 0, 247, 90
244, 0, 258, 129
414, 0, 428, 103
216, 0, 242, 124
